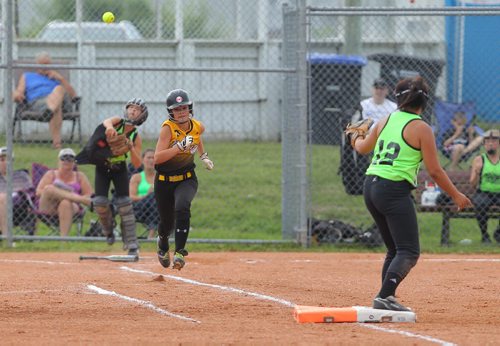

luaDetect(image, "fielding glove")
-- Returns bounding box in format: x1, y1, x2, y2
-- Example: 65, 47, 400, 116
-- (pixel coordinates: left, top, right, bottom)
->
344, 118, 374, 148
200, 152, 214, 170
107, 134, 131, 156
176, 135, 194, 152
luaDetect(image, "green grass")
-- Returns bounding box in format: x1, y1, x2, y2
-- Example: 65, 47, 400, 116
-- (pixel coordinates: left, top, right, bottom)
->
3, 141, 499, 254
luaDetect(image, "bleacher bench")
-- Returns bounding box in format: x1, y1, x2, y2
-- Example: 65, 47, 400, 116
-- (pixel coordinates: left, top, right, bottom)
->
414, 170, 500, 246
12, 60, 82, 145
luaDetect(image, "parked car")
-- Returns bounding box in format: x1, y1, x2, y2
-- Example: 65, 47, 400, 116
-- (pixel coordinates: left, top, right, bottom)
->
36, 20, 143, 41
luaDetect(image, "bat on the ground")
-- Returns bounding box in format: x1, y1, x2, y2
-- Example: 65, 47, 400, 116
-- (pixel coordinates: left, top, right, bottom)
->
79, 255, 138, 262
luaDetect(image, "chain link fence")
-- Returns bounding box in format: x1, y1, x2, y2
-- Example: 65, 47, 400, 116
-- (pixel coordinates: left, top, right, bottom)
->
307, 5, 500, 248
1, 1, 499, 249
1, 0, 289, 244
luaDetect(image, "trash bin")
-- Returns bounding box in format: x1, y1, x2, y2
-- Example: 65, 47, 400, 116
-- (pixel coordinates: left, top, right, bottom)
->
368, 53, 445, 123
309, 53, 367, 145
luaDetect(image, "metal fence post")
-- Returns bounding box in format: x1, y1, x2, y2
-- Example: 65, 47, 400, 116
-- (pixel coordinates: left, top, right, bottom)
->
281, 1, 308, 245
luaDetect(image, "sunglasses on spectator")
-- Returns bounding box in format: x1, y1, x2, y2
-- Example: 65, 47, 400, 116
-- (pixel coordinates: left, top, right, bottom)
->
60, 155, 75, 162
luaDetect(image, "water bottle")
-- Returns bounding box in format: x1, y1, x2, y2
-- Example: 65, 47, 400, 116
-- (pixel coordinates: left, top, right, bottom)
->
421, 181, 440, 206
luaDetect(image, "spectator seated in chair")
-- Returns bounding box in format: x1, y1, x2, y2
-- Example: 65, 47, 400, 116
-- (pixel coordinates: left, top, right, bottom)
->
36, 148, 93, 236
0, 147, 35, 235
129, 148, 159, 239
469, 129, 500, 244
12, 51, 77, 149
441, 111, 483, 171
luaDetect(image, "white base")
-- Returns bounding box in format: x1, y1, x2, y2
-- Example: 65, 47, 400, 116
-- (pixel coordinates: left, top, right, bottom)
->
353, 306, 416, 323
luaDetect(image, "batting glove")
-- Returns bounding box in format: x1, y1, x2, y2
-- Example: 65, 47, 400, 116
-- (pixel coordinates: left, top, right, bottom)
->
200, 152, 214, 170
176, 135, 194, 152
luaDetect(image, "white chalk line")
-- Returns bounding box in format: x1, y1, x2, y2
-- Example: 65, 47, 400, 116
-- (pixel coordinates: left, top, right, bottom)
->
121, 266, 456, 346
86, 284, 200, 323
121, 266, 296, 308
0, 259, 73, 265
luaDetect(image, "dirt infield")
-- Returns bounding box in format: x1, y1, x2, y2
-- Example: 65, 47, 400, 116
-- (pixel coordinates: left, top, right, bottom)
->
1, 252, 499, 345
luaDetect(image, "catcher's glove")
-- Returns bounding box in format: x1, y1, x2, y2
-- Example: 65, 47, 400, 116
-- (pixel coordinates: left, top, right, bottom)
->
107, 134, 132, 156
344, 118, 374, 147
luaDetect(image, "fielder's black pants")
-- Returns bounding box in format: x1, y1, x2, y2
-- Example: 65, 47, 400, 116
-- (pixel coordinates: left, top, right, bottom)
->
154, 173, 198, 252
472, 191, 500, 241
364, 175, 420, 298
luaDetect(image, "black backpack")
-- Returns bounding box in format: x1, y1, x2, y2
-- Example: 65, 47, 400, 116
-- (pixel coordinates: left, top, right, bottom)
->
338, 105, 370, 195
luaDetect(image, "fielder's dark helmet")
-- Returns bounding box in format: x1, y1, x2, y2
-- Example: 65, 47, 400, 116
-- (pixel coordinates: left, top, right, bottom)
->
166, 89, 193, 121
124, 97, 148, 126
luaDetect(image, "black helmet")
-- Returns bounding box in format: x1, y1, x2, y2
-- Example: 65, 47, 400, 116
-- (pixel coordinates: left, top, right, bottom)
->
166, 89, 193, 121
124, 98, 148, 126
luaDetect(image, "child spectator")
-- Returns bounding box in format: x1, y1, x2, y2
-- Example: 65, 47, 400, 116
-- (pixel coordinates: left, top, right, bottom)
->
442, 112, 483, 171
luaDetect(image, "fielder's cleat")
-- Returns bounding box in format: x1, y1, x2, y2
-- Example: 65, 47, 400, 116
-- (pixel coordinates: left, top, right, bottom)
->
127, 248, 139, 260
157, 250, 171, 268
172, 249, 188, 270
373, 295, 412, 311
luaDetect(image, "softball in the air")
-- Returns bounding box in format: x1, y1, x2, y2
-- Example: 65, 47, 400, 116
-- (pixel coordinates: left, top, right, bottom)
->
102, 11, 115, 24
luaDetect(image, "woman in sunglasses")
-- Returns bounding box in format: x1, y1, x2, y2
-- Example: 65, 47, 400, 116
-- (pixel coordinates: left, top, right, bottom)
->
36, 148, 93, 236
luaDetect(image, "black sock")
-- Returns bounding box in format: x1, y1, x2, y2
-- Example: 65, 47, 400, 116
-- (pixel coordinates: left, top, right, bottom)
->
378, 272, 402, 299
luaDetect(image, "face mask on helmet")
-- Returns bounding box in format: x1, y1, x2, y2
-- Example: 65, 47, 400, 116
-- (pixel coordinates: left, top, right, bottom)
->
166, 89, 193, 122
124, 98, 148, 126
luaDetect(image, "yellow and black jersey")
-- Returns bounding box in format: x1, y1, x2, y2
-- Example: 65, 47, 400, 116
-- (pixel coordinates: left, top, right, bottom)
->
155, 118, 202, 175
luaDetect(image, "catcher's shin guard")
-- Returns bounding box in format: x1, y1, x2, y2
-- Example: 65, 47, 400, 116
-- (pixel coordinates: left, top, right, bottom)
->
92, 196, 114, 236
115, 196, 138, 250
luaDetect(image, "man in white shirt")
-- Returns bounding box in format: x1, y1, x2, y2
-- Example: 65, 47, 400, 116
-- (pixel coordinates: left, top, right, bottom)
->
343, 79, 397, 195
355, 78, 397, 125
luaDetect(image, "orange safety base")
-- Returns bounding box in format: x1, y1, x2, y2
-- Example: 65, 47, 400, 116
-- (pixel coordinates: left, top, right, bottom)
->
294, 306, 357, 323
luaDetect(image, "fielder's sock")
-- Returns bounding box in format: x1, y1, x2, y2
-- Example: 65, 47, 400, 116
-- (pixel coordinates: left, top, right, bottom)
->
378, 272, 402, 299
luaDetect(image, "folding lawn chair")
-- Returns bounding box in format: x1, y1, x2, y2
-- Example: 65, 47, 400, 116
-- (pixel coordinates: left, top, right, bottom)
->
28, 162, 86, 236
9, 169, 37, 235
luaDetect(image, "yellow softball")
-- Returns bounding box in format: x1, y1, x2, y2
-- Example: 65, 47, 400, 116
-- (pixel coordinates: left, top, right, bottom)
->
102, 11, 115, 24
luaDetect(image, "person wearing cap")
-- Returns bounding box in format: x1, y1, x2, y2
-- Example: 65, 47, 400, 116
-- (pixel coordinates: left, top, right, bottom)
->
12, 51, 77, 149
36, 148, 93, 236
0, 147, 33, 235
469, 129, 500, 244
357, 78, 397, 125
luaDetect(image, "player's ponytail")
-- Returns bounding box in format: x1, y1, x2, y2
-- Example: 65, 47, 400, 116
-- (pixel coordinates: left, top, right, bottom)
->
395, 76, 429, 113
